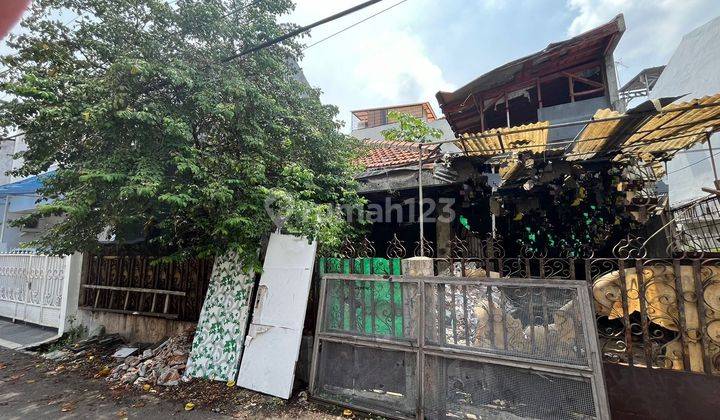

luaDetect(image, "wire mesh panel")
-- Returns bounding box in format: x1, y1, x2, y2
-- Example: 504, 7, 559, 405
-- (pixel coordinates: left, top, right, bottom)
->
314, 341, 418, 418
423, 355, 596, 420
424, 282, 589, 367
311, 275, 609, 420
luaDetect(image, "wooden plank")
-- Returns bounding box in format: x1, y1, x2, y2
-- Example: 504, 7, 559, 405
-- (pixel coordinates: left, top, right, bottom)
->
81, 284, 186, 296
79, 306, 180, 319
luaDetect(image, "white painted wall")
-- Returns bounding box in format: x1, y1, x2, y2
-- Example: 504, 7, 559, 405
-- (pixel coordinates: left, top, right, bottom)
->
650, 16, 720, 205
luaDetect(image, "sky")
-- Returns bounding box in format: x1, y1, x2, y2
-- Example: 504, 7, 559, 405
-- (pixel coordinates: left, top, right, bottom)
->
2, 0, 719, 132
287, 0, 720, 131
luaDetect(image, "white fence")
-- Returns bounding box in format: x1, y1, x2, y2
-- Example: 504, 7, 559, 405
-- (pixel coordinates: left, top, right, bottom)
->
0, 254, 70, 329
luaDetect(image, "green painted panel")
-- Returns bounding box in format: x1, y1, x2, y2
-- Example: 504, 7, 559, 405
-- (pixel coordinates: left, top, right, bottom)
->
320, 257, 403, 338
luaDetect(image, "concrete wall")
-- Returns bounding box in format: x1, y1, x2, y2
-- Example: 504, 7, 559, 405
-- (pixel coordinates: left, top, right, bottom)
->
538, 96, 611, 143
76, 309, 196, 344
650, 16, 720, 205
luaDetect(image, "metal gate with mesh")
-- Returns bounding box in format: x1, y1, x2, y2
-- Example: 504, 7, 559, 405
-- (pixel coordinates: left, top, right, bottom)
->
309, 275, 610, 419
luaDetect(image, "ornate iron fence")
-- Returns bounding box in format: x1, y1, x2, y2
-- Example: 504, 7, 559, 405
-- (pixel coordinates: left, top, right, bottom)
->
328, 233, 720, 377
0, 253, 69, 328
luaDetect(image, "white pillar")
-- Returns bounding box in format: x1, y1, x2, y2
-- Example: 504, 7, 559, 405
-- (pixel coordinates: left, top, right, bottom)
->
58, 253, 84, 335
0, 196, 10, 250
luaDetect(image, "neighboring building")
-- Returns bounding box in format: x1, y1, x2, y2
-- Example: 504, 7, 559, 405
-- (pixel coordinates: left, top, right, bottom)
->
436, 15, 626, 143
0, 135, 59, 252
351, 102, 437, 130
350, 102, 456, 142
619, 65, 666, 106
650, 15, 720, 205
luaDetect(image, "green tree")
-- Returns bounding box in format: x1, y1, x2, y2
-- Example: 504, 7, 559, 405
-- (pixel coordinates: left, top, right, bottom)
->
0, 0, 362, 268
380, 111, 443, 143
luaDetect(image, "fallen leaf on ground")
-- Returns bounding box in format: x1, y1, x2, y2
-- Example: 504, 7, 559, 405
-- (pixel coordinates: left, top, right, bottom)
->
60, 402, 75, 412
0, 363, 6, 370
184, 402, 196, 411
342, 408, 353, 417
95, 366, 111, 378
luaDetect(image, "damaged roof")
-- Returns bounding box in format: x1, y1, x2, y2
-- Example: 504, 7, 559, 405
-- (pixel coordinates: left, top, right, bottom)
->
451, 94, 720, 164
437, 15, 625, 106
436, 14, 625, 133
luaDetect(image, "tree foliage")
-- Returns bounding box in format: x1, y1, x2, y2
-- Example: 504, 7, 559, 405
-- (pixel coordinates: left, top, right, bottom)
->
380, 111, 442, 143
0, 0, 362, 267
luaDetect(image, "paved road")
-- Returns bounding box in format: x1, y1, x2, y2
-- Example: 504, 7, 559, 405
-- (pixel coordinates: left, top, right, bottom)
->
0, 319, 58, 349
0, 348, 227, 419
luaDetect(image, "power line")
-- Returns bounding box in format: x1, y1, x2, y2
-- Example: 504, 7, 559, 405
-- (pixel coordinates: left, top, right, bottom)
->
668, 151, 720, 175
303, 0, 409, 50
219, 0, 387, 63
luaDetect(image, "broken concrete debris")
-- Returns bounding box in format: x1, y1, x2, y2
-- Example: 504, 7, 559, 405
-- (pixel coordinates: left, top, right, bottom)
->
106, 330, 193, 387
112, 347, 139, 359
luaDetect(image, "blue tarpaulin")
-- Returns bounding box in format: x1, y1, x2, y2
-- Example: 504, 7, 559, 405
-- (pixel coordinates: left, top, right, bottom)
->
0, 171, 54, 199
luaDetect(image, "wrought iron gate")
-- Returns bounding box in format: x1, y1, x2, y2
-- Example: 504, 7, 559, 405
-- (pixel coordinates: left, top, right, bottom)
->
0, 254, 69, 328
310, 274, 610, 420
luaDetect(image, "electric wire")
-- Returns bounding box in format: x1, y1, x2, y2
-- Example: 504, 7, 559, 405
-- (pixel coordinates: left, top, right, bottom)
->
219, 0, 387, 62
303, 0, 409, 50
668, 151, 720, 175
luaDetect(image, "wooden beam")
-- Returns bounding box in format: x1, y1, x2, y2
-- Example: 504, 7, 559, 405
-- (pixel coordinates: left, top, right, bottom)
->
81, 284, 187, 296
505, 92, 511, 127
573, 87, 606, 97
564, 71, 605, 88
536, 78, 543, 109
79, 306, 180, 320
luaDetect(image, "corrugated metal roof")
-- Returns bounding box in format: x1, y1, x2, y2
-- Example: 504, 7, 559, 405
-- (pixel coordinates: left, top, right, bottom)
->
447, 94, 720, 183
568, 94, 720, 161
458, 121, 550, 157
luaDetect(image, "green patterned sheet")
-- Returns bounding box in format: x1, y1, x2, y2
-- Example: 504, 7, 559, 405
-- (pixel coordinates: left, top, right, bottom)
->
184, 251, 254, 382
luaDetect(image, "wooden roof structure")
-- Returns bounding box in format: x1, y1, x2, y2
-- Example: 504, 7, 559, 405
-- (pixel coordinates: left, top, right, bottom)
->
436, 15, 625, 135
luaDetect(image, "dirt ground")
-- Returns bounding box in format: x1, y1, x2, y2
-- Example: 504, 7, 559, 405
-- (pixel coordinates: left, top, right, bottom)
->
0, 347, 345, 419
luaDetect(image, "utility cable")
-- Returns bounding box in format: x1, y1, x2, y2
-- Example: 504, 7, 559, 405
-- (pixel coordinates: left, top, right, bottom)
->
303, 0, 409, 50
219, 0, 386, 63
668, 151, 720, 175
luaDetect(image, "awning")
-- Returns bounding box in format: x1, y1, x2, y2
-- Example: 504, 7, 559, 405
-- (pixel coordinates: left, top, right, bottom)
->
0, 171, 54, 199
451, 93, 720, 163
569, 94, 720, 161
457, 121, 549, 157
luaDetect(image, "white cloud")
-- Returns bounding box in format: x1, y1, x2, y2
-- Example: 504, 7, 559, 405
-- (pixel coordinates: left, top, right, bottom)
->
566, 0, 716, 69
565, 0, 720, 90
286, 0, 453, 131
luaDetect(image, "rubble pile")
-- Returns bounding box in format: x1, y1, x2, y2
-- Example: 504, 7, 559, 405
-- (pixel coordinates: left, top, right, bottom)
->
106, 330, 194, 387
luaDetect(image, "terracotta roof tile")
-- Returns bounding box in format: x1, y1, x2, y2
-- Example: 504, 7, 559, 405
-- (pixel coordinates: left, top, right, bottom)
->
356, 139, 439, 169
